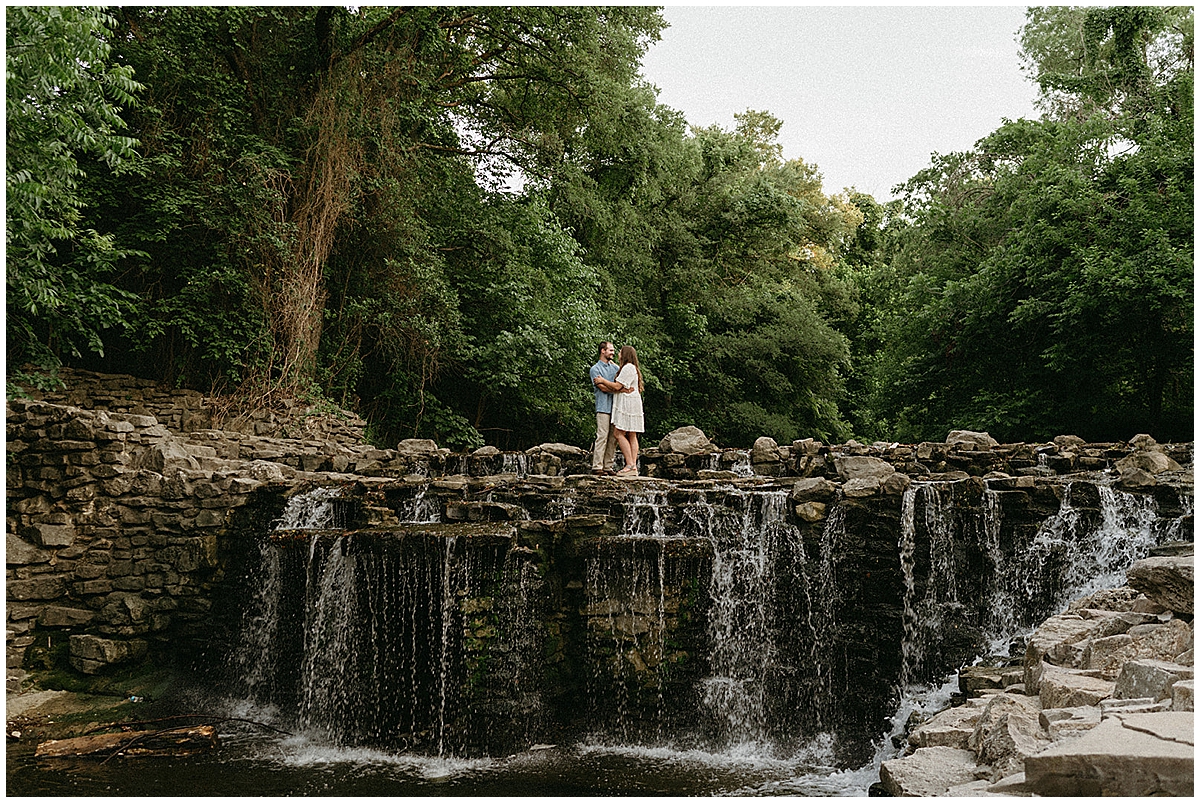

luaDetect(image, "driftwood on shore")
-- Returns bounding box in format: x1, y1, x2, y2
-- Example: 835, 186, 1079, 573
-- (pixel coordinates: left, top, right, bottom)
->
35, 725, 218, 759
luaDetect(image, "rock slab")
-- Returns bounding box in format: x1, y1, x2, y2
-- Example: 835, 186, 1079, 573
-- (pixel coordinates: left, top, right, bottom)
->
1023, 711, 1193, 796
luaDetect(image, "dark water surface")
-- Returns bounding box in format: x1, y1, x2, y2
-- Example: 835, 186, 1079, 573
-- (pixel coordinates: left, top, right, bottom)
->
7, 724, 883, 797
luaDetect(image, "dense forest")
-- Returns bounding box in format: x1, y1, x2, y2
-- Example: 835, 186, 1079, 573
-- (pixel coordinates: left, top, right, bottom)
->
7, 6, 1194, 450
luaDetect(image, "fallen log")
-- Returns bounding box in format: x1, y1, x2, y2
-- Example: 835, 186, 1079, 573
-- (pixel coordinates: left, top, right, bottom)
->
35, 725, 218, 759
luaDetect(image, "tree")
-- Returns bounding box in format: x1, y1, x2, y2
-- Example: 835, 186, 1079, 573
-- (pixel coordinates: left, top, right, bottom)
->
6, 6, 142, 387
867, 7, 1193, 442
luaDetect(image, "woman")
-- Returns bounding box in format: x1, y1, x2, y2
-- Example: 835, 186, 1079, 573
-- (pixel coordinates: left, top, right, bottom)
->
610, 345, 645, 476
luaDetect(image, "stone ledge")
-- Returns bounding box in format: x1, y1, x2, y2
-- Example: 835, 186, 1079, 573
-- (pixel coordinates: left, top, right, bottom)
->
1023, 711, 1193, 796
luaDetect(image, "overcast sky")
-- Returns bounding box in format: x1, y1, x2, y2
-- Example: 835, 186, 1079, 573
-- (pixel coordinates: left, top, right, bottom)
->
638, 5, 1043, 200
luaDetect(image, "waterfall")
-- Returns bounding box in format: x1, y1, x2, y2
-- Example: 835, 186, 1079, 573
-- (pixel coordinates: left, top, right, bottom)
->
400, 486, 441, 523
699, 490, 795, 751
619, 490, 669, 537
501, 453, 528, 478
897, 487, 918, 688
217, 469, 1189, 771
274, 485, 344, 531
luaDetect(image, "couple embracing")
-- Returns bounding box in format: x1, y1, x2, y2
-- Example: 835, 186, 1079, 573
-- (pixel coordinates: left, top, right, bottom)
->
589, 341, 644, 477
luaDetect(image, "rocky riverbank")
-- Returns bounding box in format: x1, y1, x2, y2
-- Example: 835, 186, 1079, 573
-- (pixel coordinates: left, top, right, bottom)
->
878, 550, 1194, 796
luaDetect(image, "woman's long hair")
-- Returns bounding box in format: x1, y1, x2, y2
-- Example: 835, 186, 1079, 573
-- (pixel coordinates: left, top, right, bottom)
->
618, 345, 644, 393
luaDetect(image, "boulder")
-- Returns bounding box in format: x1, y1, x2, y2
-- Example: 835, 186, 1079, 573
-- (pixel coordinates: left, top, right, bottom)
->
968, 693, 1048, 780
1125, 556, 1194, 614
879, 746, 989, 796
909, 705, 981, 750
1116, 450, 1182, 476
531, 442, 587, 459
658, 426, 713, 455
472, 445, 500, 456
843, 477, 881, 497
790, 477, 838, 503
1112, 659, 1195, 702
946, 430, 999, 451
832, 455, 894, 482
1084, 618, 1193, 677
1118, 467, 1158, 489
1023, 712, 1193, 796
1052, 435, 1086, 449
1128, 433, 1161, 451
750, 436, 780, 463
395, 438, 440, 457
1024, 611, 1124, 690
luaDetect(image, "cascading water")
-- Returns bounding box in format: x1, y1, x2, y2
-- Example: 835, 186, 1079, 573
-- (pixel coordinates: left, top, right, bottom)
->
699, 490, 787, 750
207, 468, 1190, 795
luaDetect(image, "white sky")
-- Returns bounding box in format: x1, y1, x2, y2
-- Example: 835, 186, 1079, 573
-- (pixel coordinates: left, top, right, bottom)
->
639, 4, 1043, 200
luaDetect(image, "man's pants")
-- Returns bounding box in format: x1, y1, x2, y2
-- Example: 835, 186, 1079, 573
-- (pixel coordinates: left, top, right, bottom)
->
592, 412, 618, 471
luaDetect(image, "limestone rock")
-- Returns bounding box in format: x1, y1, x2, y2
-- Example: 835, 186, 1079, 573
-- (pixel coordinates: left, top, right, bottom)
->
790, 477, 838, 502
244, 460, 288, 482
1125, 555, 1194, 614
530, 442, 587, 459
1038, 663, 1115, 709
472, 445, 500, 456
658, 426, 713, 455
881, 471, 912, 495
68, 635, 149, 674
1085, 618, 1193, 678
1171, 679, 1194, 711
1116, 450, 1182, 476
1112, 659, 1195, 702
6, 533, 53, 565
793, 502, 828, 523
968, 693, 1048, 780
1023, 712, 1193, 796
909, 705, 981, 750
395, 438, 440, 456
843, 477, 881, 497
20, 522, 77, 548
750, 436, 780, 463
1128, 433, 1160, 451
832, 455, 895, 481
133, 439, 200, 474
1118, 467, 1157, 489
1024, 611, 1125, 690
879, 746, 989, 796
946, 430, 999, 450
1038, 705, 1101, 739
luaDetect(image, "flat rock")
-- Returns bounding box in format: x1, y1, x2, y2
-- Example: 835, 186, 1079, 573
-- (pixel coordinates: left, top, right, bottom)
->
1023, 712, 1193, 796
1038, 663, 1114, 709
880, 746, 989, 796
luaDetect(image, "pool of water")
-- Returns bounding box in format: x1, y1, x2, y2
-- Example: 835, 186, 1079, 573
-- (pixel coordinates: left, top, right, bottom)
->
7, 724, 885, 796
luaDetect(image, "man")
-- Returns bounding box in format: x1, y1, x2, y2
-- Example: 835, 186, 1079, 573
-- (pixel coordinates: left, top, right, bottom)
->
589, 341, 620, 475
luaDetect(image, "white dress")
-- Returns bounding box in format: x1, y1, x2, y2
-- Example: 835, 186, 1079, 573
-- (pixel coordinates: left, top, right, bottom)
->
610, 363, 644, 433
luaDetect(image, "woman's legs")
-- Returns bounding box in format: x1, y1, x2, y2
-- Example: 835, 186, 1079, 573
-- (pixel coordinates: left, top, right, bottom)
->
628, 432, 639, 467
614, 427, 636, 472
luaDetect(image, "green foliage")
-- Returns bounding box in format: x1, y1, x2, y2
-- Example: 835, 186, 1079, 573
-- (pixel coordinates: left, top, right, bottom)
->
6, 6, 144, 377
866, 7, 1193, 442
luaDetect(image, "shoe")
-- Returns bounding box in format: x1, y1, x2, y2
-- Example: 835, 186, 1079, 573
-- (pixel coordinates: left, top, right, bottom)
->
591, 469, 606, 476
616, 466, 638, 477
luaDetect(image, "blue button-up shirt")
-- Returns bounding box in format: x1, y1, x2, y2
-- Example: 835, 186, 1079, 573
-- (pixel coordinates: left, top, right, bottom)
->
589, 360, 619, 414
